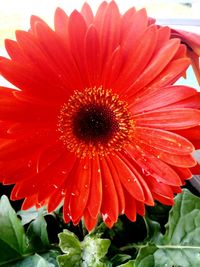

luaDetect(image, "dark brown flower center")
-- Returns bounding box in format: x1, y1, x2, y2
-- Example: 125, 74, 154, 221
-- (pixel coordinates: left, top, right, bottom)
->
72, 104, 119, 143
57, 87, 134, 158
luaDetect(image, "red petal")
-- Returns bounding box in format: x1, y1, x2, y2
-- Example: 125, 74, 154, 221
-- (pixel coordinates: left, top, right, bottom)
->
106, 156, 125, 214
81, 3, 94, 25
145, 175, 174, 200
69, 157, 91, 222
130, 85, 197, 114
84, 209, 98, 232
135, 127, 194, 155
37, 152, 77, 202
30, 15, 48, 33
68, 10, 88, 86
190, 163, 200, 175
134, 108, 200, 130
0, 58, 67, 101
173, 44, 187, 59
126, 38, 181, 95
93, 1, 108, 31
136, 201, 146, 216
126, 145, 182, 186
141, 148, 196, 168
154, 26, 170, 51
110, 154, 145, 202
124, 191, 137, 222
172, 166, 192, 182
87, 156, 102, 219
54, 8, 69, 39
174, 126, 200, 144
99, 1, 121, 62
102, 46, 125, 88
144, 58, 190, 89
21, 195, 37, 210
35, 21, 83, 92
120, 8, 148, 52
11, 151, 76, 200
84, 25, 101, 87
165, 93, 200, 110
188, 50, 200, 85
5, 39, 27, 63
0, 129, 54, 161
117, 151, 154, 205
47, 187, 65, 213
103, 215, 115, 229
120, 7, 136, 37
115, 25, 158, 93
152, 192, 174, 206
100, 157, 119, 223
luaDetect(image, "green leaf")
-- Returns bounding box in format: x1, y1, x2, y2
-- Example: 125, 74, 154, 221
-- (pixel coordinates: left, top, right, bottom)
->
57, 229, 82, 267
26, 215, 50, 251
82, 236, 111, 266
0, 195, 29, 265
117, 260, 135, 267
135, 189, 200, 267
111, 254, 131, 266
57, 229, 111, 267
144, 217, 163, 244
0, 196, 60, 266
13, 251, 59, 267
135, 246, 158, 267
18, 207, 47, 225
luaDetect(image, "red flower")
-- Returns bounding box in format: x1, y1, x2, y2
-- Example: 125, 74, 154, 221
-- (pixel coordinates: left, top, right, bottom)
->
0, 1, 200, 231
170, 28, 200, 85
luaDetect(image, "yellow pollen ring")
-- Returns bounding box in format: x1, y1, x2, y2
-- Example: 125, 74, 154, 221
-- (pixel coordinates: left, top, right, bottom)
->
57, 86, 134, 158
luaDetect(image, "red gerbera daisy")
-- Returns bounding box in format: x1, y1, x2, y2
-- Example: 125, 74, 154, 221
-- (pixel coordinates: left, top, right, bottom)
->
170, 28, 200, 85
0, 1, 200, 231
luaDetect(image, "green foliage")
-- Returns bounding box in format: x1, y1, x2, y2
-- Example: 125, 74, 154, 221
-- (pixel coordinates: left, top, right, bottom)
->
57, 229, 111, 267
134, 189, 200, 267
0, 195, 60, 267
26, 214, 50, 251
1, 189, 200, 267
116, 260, 135, 267
0, 195, 29, 265
13, 251, 60, 267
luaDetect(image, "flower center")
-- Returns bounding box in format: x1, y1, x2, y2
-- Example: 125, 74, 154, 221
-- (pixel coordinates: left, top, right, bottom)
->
57, 87, 134, 158
72, 104, 119, 143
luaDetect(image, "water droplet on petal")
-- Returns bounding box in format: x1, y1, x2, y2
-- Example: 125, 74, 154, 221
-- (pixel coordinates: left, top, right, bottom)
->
102, 213, 109, 221
71, 189, 80, 197
141, 168, 146, 174
28, 160, 32, 168
83, 164, 88, 170
61, 189, 65, 196
53, 184, 58, 189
